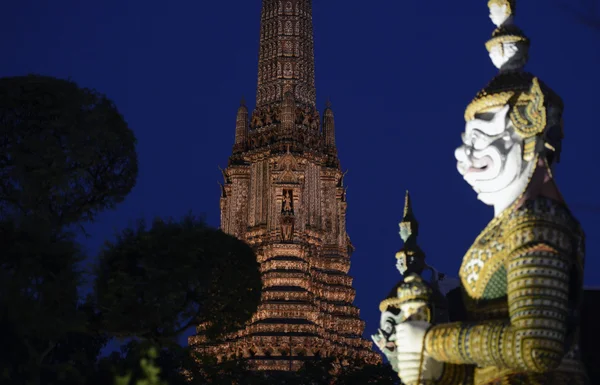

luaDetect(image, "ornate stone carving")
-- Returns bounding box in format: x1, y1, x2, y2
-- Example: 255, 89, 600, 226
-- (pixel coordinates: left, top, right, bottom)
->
191, 0, 378, 372
280, 215, 294, 241
256, 0, 316, 108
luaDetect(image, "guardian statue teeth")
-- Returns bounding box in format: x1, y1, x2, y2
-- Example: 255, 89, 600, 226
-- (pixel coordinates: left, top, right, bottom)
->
383, 1, 589, 384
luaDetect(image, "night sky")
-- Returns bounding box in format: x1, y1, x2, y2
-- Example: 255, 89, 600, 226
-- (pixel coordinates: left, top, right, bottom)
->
3, 0, 600, 351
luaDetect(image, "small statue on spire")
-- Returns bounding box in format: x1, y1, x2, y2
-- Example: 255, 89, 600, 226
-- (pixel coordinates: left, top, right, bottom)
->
395, 191, 425, 276
486, 0, 529, 71
372, 192, 460, 382
486, 25, 530, 71
487, 0, 515, 27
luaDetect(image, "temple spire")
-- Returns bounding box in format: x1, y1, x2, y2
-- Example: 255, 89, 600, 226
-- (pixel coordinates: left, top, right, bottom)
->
233, 98, 248, 152
323, 100, 336, 148
256, 0, 316, 107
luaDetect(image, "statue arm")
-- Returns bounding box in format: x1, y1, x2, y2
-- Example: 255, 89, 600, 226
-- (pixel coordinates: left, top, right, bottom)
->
433, 363, 474, 384
424, 221, 573, 373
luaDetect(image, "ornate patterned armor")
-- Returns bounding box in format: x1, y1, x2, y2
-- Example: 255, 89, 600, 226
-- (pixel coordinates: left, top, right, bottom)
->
424, 197, 587, 384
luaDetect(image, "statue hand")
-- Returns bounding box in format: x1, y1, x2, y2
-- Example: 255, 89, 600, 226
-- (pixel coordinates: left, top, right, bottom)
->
395, 321, 443, 383
371, 330, 386, 351
395, 321, 429, 355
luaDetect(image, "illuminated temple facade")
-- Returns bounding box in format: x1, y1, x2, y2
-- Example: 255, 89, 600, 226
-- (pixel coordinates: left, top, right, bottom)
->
188, 0, 380, 371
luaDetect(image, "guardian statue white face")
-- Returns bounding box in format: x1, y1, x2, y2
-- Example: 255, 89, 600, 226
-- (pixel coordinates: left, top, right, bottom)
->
489, 42, 519, 69
454, 105, 535, 216
489, 3, 510, 27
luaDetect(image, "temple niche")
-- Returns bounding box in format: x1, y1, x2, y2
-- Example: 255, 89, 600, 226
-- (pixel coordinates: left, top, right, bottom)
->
188, 0, 379, 372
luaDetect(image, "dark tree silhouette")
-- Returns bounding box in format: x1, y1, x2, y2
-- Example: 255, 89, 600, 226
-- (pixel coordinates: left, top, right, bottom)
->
0, 74, 138, 230
0, 74, 138, 385
0, 219, 85, 385
93, 215, 262, 345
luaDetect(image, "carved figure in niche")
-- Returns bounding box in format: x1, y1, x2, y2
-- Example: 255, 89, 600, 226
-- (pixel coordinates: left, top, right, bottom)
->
264, 106, 273, 125
281, 216, 294, 241
302, 106, 311, 126
295, 107, 304, 124
282, 190, 293, 213
284, 63, 293, 78
251, 109, 264, 128
283, 40, 292, 56
272, 106, 280, 123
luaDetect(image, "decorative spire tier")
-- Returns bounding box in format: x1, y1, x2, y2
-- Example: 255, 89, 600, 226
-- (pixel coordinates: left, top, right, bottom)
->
230, 0, 338, 162
189, 0, 379, 372
256, 0, 316, 107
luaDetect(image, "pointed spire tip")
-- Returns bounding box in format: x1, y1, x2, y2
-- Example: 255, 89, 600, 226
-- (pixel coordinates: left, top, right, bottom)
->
403, 190, 413, 219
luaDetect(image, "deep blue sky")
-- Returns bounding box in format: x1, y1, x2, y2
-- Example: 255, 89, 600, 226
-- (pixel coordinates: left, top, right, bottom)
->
2, 0, 600, 349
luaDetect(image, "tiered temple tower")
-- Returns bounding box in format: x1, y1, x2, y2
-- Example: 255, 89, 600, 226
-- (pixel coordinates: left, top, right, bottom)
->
188, 0, 379, 371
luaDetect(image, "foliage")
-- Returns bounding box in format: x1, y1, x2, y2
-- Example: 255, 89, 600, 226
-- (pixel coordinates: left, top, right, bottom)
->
0, 74, 138, 229
112, 347, 168, 385
94, 214, 262, 343
0, 219, 86, 384
39, 298, 109, 385
185, 354, 259, 385
336, 361, 399, 385
0, 73, 137, 384
293, 358, 400, 385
